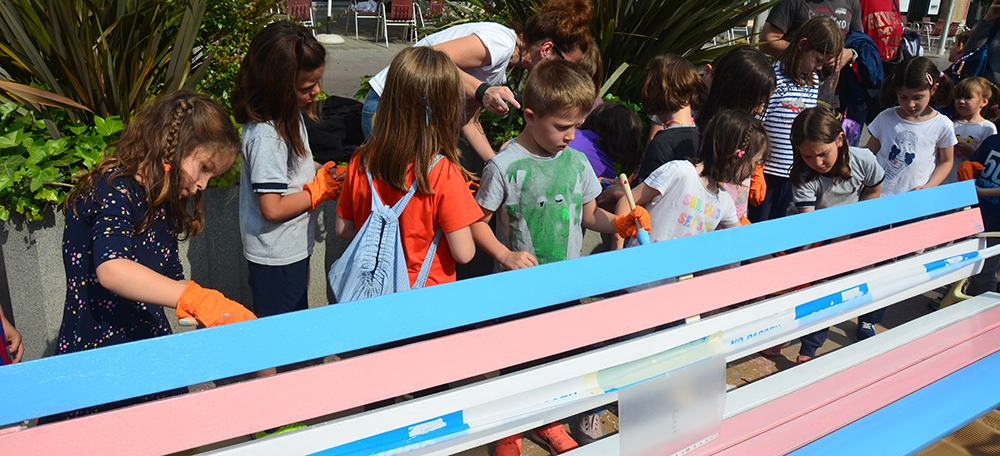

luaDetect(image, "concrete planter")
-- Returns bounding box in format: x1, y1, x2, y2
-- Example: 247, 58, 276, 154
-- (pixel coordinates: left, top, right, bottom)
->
1, 184, 348, 362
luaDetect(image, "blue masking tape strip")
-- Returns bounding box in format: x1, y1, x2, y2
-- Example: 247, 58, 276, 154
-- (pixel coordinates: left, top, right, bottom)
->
791, 349, 1000, 456
0, 182, 979, 425
924, 252, 979, 274
793, 284, 870, 320
313, 411, 468, 456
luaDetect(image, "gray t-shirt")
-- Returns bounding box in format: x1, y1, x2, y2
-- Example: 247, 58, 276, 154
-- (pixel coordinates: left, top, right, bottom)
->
239, 119, 317, 265
476, 141, 601, 269
793, 146, 884, 210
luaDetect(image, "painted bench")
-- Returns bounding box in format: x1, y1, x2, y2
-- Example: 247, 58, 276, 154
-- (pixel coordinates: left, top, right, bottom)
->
2, 181, 997, 455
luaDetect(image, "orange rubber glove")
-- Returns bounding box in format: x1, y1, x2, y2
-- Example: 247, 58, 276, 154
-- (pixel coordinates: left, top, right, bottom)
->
613, 207, 652, 239
958, 161, 983, 181
749, 163, 766, 207
304, 161, 343, 210
176, 280, 257, 328
739, 215, 751, 226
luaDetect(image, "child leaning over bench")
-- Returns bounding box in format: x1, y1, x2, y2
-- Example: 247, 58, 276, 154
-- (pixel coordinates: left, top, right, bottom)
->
471, 59, 649, 455
958, 133, 1000, 296
471, 59, 649, 273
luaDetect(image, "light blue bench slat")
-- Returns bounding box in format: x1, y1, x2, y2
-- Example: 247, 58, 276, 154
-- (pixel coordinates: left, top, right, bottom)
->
790, 348, 1000, 456
0, 182, 978, 425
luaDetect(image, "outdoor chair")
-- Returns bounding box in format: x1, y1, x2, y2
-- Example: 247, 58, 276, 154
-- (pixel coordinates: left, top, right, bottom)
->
376, 0, 420, 48
287, 0, 315, 35
345, 0, 381, 41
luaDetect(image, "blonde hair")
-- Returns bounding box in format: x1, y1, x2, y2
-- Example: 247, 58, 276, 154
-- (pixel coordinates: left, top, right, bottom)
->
522, 59, 595, 118
955, 76, 1000, 120
358, 47, 471, 194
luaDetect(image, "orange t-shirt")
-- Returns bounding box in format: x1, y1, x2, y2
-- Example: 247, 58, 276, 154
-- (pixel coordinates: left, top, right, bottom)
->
337, 156, 483, 287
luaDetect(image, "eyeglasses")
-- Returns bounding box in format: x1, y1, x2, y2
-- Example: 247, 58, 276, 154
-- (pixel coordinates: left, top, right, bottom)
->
549, 42, 565, 60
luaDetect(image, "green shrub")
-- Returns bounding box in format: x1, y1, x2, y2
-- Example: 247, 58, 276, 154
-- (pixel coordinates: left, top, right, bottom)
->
195, 0, 282, 109
0, 0, 210, 126
0, 103, 122, 221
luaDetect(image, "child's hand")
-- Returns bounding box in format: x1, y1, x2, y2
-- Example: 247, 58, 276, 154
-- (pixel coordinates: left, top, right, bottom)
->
2, 315, 23, 363
596, 185, 625, 207
176, 281, 257, 328
955, 142, 976, 158
331, 163, 348, 181
749, 164, 766, 206
499, 250, 538, 270
958, 161, 984, 181
305, 161, 342, 209
613, 207, 652, 239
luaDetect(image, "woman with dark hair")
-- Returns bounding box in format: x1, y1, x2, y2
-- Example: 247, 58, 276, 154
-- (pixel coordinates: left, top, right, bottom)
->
360, 0, 594, 163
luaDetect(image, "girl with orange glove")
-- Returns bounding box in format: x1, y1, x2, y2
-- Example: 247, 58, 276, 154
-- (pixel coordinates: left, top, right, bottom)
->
44, 91, 255, 422
232, 22, 343, 320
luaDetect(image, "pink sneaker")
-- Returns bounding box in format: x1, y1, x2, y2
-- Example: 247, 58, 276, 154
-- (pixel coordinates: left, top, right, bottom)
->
530, 422, 579, 453
492, 434, 522, 456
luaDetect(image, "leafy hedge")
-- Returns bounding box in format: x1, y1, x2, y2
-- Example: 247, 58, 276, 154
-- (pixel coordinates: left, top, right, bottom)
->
0, 104, 122, 221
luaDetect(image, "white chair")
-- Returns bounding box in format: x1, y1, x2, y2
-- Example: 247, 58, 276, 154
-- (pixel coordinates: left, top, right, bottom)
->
287, 0, 315, 35
376, 0, 420, 48
345, 0, 381, 41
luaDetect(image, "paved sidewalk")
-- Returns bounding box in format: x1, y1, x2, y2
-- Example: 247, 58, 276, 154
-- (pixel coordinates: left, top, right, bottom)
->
315, 14, 410, 99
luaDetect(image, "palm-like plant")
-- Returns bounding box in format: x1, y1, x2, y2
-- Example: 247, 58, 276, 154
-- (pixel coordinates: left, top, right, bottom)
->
499, 0, 779, 101
0, 0, 209, 128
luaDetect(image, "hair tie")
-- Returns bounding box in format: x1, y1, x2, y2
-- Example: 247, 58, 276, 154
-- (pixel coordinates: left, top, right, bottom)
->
926, 72, 934, 86
736, 149, 746, 158
164, 163, 172, 172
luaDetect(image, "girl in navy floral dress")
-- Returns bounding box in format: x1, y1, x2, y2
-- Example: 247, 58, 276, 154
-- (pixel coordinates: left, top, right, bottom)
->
46, 91, 256, 421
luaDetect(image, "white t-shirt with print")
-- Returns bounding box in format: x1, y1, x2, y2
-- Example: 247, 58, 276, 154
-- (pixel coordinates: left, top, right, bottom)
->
946, 119, 998, 184
868, 108, 957, 196
641, 160, 739, 243
369, 22, 517, 96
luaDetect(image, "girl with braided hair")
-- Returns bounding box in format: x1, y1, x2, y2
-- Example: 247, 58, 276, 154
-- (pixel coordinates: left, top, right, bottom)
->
47, 90, 255, 422
617, 110, 769, 245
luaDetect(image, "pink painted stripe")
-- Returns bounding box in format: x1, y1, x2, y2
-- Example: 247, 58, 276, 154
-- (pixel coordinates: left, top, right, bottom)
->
1, 210, 984, 456
701, 304, 1000, 456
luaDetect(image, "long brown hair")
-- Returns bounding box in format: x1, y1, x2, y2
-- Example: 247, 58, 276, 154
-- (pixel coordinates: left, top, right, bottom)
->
232, 21, 326, 157
789, 107, 851, 187
695, 46, 776, 126
776, 16, 844, 87
64, 91, 240, 239
359, 47, 471, 194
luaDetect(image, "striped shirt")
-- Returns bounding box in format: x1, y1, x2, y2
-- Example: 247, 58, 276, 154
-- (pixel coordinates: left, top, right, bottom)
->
762, 62, 819, 177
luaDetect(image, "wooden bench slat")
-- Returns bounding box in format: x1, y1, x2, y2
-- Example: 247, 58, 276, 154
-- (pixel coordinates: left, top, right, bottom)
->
790, 349, 1000, 456
1, 208, 984, 455
0, 185, 978, 426
702, 302, 1000, 455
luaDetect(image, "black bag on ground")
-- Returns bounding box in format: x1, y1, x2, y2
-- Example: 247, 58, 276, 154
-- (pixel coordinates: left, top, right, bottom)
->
305, 95, 366, 164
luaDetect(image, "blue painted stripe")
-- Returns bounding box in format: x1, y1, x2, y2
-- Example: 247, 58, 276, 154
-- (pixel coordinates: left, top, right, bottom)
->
0, 182, 979, 425
312, 411, 468, 456
923, 252, 979, 274
791, 349, 1000, 456
793, 284, 870, 320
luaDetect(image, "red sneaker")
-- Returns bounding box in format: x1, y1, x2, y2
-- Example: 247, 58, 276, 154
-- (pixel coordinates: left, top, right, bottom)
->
492, 434, 522, 456
531, 422, 579, 453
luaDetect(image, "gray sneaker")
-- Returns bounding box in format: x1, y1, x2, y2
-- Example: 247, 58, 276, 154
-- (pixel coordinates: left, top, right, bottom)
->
573, 412, 604, 445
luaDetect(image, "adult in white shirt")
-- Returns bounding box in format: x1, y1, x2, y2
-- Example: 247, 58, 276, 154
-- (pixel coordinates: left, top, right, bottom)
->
361, 0, 594, 162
